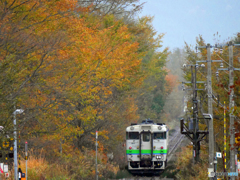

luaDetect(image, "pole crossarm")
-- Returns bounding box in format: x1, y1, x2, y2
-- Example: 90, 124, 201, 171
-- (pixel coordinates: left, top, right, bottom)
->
196, 46, 208, 49
183, 88, 194, 91
180, 119, 193, 141
218, 68, 240, 71
197, 60, 222, 63
182, 81, 205, 84
196, 132, 209, 142
180, 119, 208, 142
197, 43, 240, 49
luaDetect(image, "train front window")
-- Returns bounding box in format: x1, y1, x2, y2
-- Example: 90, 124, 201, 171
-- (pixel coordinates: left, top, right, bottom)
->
143, 133, 150, 142
126, 132, 139, 140
154, 132, 166, 139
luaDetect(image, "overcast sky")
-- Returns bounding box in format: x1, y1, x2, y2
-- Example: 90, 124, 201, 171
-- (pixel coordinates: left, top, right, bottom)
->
138, 0, 240, 51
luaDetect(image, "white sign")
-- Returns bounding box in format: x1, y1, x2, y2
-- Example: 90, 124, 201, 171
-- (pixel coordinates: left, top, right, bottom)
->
208, 168, 214, 177
216, 152, 222, 158
3, 165, 8, 173
0, 163, 3, 174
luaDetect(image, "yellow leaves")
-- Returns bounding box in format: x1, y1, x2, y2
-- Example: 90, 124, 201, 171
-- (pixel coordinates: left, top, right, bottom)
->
104, 90, 112, 95
91, 130, 109, 140
58, 49, 70, 59
2, 0, 146, 167
55, 0, 78, 11
98, 130, 109, 140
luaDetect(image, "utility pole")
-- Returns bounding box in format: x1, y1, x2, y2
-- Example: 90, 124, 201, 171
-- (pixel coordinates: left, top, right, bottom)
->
216, 41, 240, 180
25, 141, 28, 180
96, 131, 98, 180
207, 43, 214, 171
229, 41, 235, 179
181, 64, 208, 163
13, 113, 17, 180
182, 43, 223, 167
192, 65, 200, 162
13, 109, 24, 180
196, 44, 222, 175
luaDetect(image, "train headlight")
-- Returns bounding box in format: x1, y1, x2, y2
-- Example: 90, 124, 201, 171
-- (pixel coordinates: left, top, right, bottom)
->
156, 155, 163, 159
130, 126, 134, 130
158, 126, 162, 130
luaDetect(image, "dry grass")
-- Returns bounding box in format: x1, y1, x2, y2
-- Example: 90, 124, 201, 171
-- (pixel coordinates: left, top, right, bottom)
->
6, 149, 70, 180
2, 148, 119, 180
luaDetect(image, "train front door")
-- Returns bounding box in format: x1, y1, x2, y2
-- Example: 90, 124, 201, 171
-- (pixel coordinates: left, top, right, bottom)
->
141, 132, 151, 160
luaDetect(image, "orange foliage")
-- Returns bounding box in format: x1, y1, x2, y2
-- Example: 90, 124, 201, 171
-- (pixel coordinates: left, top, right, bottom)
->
165, 72, 178, 94
0, 1, 166, 178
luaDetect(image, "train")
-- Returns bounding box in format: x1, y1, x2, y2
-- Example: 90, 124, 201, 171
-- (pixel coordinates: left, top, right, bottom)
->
126, 119, 169, 175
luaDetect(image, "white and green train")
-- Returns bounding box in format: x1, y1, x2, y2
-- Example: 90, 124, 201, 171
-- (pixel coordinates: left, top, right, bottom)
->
126, 119, 169, 174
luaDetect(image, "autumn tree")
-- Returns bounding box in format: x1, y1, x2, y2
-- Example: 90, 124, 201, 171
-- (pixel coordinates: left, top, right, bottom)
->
78, 0, 144, 18
123, 16, 170, 120
0, 0, 173, 178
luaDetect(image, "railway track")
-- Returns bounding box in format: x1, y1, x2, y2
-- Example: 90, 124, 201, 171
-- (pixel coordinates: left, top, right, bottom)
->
167, 129, 185, 161
110, 177, 173, 180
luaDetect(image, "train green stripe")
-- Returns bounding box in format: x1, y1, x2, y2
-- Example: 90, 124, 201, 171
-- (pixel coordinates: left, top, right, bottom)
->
126, 149, 167, 154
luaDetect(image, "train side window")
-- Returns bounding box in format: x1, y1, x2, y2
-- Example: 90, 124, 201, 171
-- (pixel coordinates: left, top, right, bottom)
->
154, 132, 166, 139
126, 132, 139, 140
143, 133, 150, 142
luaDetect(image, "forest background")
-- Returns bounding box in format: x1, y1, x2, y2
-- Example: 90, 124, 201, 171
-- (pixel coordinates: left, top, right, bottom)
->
1, 0, 239, 179
0, 0, 181, 179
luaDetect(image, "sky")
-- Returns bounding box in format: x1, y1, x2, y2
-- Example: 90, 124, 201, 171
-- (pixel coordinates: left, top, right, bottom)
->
137, 0, 240, 51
